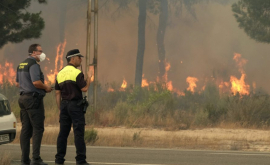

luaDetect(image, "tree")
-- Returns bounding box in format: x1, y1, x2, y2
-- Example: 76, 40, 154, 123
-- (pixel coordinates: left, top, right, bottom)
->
135, 0, 147, 86
0, 0, 46, 48
156, 0, 168, 80
232, 0, 270, 43
102, 0, 147, 86
148, 0, 199, 81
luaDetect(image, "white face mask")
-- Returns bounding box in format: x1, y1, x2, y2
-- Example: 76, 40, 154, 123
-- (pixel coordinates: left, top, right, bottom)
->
37, 53, 46, 62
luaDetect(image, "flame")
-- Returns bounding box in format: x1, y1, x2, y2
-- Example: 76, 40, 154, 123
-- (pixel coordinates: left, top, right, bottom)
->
233, 53, 247, 73
186, 77, 198, 93
230, 74, 250, 95
0, 61, 16, 85
141, 74, 149, 87
142, 78, 149, 87
167, 81, 173, 91
47, 40, 66, 84
162, 61, 171, 82
89, 66, 94, 82
107, 88, 114, 92
229, 53, 250, 95
121, 78, 127, 89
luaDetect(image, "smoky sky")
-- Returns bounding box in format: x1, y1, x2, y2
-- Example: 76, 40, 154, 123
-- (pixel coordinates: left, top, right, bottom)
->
1, 0, 270, 93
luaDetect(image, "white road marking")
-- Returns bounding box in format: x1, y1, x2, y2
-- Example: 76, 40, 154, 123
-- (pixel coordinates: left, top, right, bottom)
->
13, 160, 166, 165
208, 153, 270, 156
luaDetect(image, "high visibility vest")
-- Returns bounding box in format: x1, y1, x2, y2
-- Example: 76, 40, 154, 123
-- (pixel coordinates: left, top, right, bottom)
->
57, 65, 81, 85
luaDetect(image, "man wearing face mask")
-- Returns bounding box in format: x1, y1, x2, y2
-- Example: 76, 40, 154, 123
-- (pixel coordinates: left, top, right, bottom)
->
16, 44, 53, 165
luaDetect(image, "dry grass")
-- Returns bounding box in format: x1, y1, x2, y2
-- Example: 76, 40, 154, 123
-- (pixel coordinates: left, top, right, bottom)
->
13, 123, 270, 151
0, 152, 12, 165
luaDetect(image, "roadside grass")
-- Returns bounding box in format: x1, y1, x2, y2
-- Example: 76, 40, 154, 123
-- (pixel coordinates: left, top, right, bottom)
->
0, 152, 11, 165
3, 82, 270, 130
13, 125, 270, 151
3, 81, 270, 151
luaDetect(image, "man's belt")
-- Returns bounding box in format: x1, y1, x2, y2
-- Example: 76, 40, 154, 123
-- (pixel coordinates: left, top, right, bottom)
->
20, 92, 44, 98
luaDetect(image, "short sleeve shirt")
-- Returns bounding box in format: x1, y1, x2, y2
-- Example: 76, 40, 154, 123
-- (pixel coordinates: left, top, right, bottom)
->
55, 64, 86, 100
16, 57, 46, 95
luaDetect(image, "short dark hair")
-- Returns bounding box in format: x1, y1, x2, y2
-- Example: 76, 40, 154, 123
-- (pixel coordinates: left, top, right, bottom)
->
28, 44, 40, 55
67, 57, 71, 63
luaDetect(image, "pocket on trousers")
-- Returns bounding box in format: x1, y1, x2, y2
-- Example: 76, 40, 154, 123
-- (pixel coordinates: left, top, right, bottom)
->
32, 97, 40, 109
19, 96, 39, 110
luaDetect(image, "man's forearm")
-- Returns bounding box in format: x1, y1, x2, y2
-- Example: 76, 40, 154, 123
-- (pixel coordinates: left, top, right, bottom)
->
33, 80, 47, 90
81, 76, 91, 92
55, 90, 61, 110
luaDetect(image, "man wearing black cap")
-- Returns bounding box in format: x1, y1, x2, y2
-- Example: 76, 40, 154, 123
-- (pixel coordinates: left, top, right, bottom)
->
54, 49, 92, 165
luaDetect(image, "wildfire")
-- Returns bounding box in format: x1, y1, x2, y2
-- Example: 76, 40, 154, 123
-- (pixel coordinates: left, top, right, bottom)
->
186, 77, 198, 93
166, 81, 173, 91
141, 74, 149, 87
230, 74, 249, 95
229, 53, 250, 95
0, 61, 16, 85
107, 88, 114, 92
107, 78, 127, 92
162, 61, 171, 82
89, 66, 94, 82
0, 49, 254, 98
121, 78, 127, 89
141, 78, 149, 87
47, 40, 67, 84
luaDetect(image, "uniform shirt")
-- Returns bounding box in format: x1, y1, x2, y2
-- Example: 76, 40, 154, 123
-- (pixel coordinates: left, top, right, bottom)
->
55, 64, 86, 101
16, 56, 46, 95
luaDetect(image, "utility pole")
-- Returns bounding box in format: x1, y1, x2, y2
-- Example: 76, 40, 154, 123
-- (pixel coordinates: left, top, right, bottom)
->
85, 0, 91, 98
86, 0, 98, 111
93, 0, 98, 111
86, 0, 91, 76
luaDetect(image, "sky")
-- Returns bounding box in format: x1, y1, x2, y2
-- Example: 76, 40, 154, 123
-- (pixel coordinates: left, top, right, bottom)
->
1, 0, 270, 93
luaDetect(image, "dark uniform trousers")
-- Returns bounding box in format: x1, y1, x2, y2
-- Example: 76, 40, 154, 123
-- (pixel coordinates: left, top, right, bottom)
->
18, 93, 45, 164
55, 100, 86, 164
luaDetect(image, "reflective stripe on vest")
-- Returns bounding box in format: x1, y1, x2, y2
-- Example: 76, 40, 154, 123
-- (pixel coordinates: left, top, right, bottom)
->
57, 65, 81, 84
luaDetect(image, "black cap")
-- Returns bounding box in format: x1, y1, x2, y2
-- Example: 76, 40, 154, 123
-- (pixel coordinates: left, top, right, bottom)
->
66, 49, 84, 59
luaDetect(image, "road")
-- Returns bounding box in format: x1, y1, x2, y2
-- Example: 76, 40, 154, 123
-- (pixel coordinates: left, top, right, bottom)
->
1, 144, 270, 165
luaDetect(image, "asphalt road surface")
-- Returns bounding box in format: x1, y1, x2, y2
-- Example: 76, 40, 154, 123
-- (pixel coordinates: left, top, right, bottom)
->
1, 144, 270, 165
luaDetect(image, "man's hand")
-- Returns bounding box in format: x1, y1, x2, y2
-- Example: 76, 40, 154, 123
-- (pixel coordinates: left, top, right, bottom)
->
87, 67, 93, 80
81, 67, 92, 92
45, 85, 53, 93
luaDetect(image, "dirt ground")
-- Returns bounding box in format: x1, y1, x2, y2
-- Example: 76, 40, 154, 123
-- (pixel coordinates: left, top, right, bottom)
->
15, 123, 270, 152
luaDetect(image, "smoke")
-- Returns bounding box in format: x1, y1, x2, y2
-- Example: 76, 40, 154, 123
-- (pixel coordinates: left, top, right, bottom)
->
1, 0, 270, 92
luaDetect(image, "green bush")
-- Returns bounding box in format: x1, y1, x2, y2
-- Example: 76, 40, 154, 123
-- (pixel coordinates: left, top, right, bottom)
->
84, 128, 98, 144
113, 101, 131, 124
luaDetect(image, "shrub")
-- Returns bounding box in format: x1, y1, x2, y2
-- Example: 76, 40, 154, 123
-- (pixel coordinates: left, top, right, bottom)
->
85, 128, 98, 144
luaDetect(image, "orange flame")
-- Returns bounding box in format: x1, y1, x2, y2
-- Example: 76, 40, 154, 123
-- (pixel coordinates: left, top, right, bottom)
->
233, 53, 247, 73
89, 66, 94, 82
186, 77, 198, 93
141, 78, 149, 87
47, 40, 66, 84
162, 61, 171, 82
121, 78, 127, 89
0, 61, 16, 85
141, 74, 149, 87
107, 88, 114, 92
229, 53, 250, 95
167, 81, 173, 91
230, 74, 249, 95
